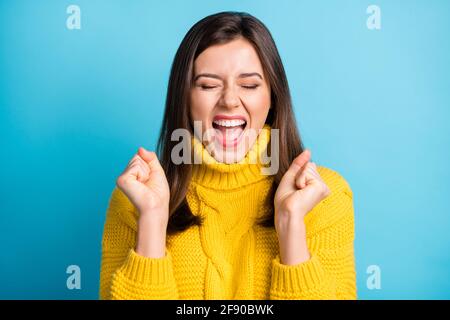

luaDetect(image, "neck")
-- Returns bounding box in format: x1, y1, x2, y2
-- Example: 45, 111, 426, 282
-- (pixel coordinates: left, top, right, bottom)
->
190, 124, 274, 190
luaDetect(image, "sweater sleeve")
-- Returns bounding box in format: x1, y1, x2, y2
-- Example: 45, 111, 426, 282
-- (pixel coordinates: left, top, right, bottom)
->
269, 170, 356, 300
99, 187, 179, 300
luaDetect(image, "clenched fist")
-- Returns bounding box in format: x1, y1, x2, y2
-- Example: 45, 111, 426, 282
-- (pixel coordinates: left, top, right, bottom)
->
274, 149, 330, 265
274, 149, 330, 229
116, 147, 170, 219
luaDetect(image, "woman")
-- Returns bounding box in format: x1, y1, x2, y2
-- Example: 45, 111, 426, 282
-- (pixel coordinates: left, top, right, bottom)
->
99, 11, 356, 300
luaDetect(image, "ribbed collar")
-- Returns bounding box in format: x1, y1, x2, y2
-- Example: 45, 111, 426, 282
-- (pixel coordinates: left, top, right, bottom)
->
190, 124, 274, 190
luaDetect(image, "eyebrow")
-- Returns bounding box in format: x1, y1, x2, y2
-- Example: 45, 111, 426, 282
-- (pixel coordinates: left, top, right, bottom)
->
193, 72, 263, 82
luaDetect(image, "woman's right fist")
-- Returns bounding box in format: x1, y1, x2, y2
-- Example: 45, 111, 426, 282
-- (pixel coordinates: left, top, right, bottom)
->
116, 147, 170, 218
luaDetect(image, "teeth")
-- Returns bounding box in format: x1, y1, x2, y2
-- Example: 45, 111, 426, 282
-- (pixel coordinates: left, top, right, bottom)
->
213, 119, 246, 127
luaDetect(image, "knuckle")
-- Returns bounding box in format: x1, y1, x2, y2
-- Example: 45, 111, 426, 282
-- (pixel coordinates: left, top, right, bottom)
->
116, 175, 126, 187
129, 162, 138, 169
323, 185, 331, 196
138, 157, 149, 167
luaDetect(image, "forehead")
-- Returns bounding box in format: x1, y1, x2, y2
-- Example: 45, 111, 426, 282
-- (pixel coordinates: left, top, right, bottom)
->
194, 37, 264, 75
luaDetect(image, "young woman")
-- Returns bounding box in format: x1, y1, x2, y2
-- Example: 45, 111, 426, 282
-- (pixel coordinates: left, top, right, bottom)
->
99, 11, 356, 300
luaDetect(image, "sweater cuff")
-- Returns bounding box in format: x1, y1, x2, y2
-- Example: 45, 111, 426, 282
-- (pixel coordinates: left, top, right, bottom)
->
271, 254, 327, 295
117, 249, 175, 285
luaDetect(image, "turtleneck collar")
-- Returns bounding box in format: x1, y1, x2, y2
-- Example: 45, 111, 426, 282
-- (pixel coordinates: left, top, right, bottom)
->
190, 124, 274, 190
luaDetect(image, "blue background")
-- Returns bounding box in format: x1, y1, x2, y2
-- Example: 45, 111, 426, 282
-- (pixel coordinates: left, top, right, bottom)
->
1, 0, 449, 299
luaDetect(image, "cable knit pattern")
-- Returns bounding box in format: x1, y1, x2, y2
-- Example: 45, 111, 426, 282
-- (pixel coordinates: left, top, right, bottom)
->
99, 125, 357, 299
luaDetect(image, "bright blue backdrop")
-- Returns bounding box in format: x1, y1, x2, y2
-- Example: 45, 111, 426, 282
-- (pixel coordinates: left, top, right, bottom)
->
1, 0, 449, 299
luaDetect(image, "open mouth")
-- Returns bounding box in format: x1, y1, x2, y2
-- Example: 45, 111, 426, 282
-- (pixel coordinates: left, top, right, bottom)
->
212, 117, 247, 148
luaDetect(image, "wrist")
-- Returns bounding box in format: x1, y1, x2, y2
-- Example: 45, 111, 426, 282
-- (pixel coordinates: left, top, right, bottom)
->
139, 205, 169, 226
275, 209, 307, 233
136, 213, 168, 258
276, 219, 310, 266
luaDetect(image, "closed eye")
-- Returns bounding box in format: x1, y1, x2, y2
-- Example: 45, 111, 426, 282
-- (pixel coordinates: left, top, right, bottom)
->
242, 85, 259, 90
200, 85, 218, 90
199, 84, 259, 90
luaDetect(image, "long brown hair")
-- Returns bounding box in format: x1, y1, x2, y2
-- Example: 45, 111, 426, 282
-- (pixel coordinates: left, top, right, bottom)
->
157, 11, 304, 235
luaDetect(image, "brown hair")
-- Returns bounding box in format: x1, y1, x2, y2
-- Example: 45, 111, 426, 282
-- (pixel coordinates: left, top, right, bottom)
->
157, 11, 304, 235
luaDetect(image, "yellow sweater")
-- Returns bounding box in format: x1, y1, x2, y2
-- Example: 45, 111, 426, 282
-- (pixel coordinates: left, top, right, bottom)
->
99, 125, 356, 300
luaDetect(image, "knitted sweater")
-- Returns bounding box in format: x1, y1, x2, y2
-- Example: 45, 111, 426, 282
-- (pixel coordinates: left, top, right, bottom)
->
99, 125, 356, 300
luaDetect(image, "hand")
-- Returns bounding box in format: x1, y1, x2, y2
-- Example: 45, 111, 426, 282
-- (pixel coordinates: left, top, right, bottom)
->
273, 150, 330, 265
274, 149, 330, 233
116, 147, 170, 258
116, 147, 170, 221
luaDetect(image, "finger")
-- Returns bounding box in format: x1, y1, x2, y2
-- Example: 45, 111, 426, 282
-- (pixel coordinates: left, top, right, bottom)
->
292, 149, 311, 170
134, 156, 150, 175
301, 161, 319, 178
285, 149, 311, 178
128, 158, 149, 179
138, 147, 156, 163
138, 147, 165, 173
127, 154, 151, 180
306, 163, 320, 178
310, 163, 326, 182
128, 162, 148, 183
120, 163, 145, 185
295, 162, 316, 189
294, 161, 307, 189
127, 154, 141, 167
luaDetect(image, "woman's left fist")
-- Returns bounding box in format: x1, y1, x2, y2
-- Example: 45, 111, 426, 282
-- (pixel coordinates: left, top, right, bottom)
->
274, 150, 330, 228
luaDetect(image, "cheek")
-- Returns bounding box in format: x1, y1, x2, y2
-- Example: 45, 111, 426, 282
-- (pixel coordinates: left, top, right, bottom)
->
244, 94, 270, 109
243, 91, 271, 123
190, 91, 216, 123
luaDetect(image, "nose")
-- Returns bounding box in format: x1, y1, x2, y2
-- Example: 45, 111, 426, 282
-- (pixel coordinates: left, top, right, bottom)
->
220, 85, 241, 109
